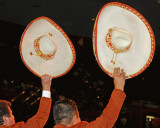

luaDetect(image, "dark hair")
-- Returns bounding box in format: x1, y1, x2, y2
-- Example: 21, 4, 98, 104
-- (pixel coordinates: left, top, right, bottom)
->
53, 98, 78, 125
0, 100, 11, 125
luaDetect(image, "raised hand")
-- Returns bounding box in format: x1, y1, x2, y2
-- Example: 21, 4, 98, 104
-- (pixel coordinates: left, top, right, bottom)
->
41, 74, 52, 91
113, 67, 126, 91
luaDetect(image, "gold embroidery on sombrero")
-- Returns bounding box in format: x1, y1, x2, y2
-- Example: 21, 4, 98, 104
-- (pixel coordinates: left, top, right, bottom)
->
105, 28, 133, 64
32, 33, 57, 60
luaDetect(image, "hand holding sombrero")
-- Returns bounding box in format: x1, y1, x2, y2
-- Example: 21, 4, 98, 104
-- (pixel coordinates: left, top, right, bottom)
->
93, 2, 155, 79
20, 16, 76, 78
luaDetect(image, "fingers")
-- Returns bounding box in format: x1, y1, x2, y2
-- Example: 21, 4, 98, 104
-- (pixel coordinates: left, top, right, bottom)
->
41, 74, 52, 81
41, 74, 52, 91
113, 67, 126, 91
114, 67, 120, 77
120, 69, 126, 77
114, 67, 126, 77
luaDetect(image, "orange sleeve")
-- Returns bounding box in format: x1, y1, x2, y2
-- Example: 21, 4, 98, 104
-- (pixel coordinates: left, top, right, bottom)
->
86, 89, 126, 128
24, 97, 52, 128
0, 97, 52, 128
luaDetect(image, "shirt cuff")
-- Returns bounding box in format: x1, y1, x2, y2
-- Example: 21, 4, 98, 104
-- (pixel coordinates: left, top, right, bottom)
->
42, 90, 51, 98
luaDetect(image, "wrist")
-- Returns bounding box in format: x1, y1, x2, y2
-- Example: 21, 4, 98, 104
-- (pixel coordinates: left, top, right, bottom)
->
116, 88, 124, 91
42, 87, 51, 91
115, 86, 124, 91
42, 90, 51, 98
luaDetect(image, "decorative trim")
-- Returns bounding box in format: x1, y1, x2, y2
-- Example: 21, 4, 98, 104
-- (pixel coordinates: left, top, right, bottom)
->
33, 34, 56, 60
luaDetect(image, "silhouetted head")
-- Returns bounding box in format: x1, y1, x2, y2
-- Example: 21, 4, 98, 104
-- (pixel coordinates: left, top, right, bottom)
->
0, 100, 15, 126
53, 98, 81, 127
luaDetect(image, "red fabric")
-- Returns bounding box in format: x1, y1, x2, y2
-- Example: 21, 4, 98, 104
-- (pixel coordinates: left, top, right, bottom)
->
54, 89, 126, 128
0, 97, 51, 128
153, 118, 160, 128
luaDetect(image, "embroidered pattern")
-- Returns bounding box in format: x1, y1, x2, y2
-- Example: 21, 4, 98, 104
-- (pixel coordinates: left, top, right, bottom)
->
33, 34, 56, 60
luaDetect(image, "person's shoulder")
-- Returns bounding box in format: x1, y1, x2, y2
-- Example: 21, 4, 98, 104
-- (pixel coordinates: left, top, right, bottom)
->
0, 125, 6, 128
0, 122, 25, 128
80, 121, 88, 124
73, 121, 89, 127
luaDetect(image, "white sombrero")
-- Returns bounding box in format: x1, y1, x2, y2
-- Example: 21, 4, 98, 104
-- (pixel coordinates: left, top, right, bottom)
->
93, 2, 155, 79
20, 16, 76, 78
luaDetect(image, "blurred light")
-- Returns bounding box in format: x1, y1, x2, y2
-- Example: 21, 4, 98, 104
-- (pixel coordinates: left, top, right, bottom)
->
97, 96, 100, 99
92, 18, 96, 21
23, 89, 41, 103
120, 117, 127, 126
97, 80, 104, 85
11, 91, 25, 102
3, 79, 8, 85
89, 86, 92, 89
156, 0, 160, 4
73, 71, 79, 76
84, 80, 89, 83
146, 115, 155, 122
31, 97, 40, 106
78, 38, 84, 46
98, 102, 104, 108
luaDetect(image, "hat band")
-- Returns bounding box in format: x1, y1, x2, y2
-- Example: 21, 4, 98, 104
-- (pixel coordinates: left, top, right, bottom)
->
32, 33, 57, 60
105, 28, 133, 64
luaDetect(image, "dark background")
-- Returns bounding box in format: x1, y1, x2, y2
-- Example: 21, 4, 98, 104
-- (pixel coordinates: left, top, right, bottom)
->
0, 0, 160, 128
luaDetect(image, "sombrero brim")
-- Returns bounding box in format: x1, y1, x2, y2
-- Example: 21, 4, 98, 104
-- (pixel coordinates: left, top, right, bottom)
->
20, 16, 76, 78
93, 2, 155, 79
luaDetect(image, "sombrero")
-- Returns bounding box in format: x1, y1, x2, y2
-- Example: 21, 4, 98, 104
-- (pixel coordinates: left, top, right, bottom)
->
93, 2, 155, 79
20, 16, 76, 78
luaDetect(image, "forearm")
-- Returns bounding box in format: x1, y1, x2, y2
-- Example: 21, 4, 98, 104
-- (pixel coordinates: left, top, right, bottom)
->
25, 91, 52, 128
86, 89, 126, 128
102, 89, 126, 127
